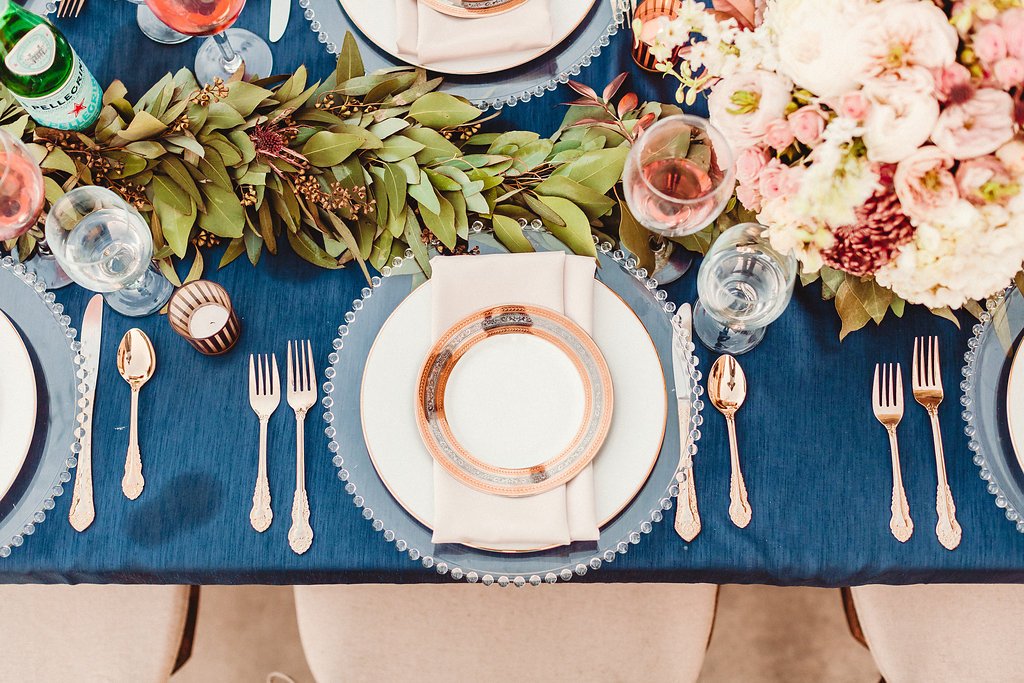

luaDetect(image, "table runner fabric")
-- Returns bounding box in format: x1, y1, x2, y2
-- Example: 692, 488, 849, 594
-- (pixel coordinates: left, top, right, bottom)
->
2, 3, 1023, 585
429, 253, 599, 547
395, 0, 553, 64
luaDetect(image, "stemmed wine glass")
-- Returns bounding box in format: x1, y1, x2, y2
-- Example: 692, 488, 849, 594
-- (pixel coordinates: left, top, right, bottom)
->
144, 0, 273, 84
45, 187, 174, 317
124, 0, 192, 45
692, 222, 797, 355
0, 129, 71, 289
622, 114, 736, 282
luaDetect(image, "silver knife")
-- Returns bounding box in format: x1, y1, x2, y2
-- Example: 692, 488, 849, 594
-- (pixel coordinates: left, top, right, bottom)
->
69, 294, 103, 532
269, 0, 290, 43
671, 304, 701, 542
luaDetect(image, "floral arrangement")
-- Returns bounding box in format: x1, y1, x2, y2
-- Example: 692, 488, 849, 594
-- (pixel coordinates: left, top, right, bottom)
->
0, 33, 681, 281
644, 0, 1024, 335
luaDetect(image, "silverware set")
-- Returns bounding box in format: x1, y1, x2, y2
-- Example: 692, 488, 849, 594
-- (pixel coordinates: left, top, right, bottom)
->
246, 340, 317, 555
872, 336, 961, 549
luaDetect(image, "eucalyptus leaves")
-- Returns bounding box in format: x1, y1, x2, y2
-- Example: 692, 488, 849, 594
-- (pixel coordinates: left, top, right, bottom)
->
0, 32, 678, 281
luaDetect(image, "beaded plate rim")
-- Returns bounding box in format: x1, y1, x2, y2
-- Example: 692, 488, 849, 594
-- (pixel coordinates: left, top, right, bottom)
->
0, 257, 85, 559
321, 219, 705, 587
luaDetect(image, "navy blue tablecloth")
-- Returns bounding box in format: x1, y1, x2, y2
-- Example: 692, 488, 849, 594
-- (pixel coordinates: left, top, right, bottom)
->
2, 0, 1022, 585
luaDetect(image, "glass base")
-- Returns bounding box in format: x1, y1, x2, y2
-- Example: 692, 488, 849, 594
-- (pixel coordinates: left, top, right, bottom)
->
13, 247, 73, 290
103, 265, 174, 317
651, 238, 692, 285
195, 29, 274, 84
693, 298, 766, 355
136, 5, 192, 45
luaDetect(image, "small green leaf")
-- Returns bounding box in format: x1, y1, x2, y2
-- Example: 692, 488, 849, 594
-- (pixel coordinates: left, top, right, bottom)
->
336, 31, 365, 83
198, 184, 245, 238
408, 92, 482, 129
420, 193, 457, 249
554, 146, 629, 195
537, 195, 597, 258
493, 214, 534, 253
378, 134, 426, 162
617, 200, 654, 273
301, 131, 363, 166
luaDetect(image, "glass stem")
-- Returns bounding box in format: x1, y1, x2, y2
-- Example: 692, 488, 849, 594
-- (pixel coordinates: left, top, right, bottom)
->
213, 33, 243, 74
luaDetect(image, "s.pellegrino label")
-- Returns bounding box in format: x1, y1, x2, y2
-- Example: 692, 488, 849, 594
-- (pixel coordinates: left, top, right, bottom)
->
8, 46, 101, 130
0, 3, 101, 131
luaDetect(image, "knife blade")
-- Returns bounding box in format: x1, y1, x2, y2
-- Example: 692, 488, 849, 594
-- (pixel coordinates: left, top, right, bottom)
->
671, 304, 701, 542
69, 294, 103, 532
269, 0, 290, 43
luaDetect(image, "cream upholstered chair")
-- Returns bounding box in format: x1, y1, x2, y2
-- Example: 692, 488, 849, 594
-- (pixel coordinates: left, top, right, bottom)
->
0, 584, 197, 683
847, 584, 1024, 683
294, 583, 718, 683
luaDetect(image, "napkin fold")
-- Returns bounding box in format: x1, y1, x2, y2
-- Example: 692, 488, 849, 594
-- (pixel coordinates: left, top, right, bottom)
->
429, 252, 600, 548
395, 0, 553, 65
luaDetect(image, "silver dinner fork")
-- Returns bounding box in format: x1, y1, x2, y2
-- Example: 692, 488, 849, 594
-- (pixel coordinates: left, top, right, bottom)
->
57, 0, 85, 18
912, 336, 962, 550
872, 363, 913, 542
248, 354, 279, 533
286, 340, 316, 555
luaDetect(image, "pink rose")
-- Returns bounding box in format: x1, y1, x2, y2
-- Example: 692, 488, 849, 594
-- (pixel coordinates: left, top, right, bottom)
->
735, 146, 770, 184
996, 140, 1024, 175
757, 158, 801, 201
788, 105, 826, 146
933, 63, 973, 102
707, 70, 794, 150
838, 92, 870, 121
736, 182, 763, 212
931, 88, 1015, 159
956, 156, 1013, 205
993, 57, 1024, 89
893, 145, 959, 222
764, 119, 795, 150
1000, 8, 1024, 59
973, 23, 1008, 65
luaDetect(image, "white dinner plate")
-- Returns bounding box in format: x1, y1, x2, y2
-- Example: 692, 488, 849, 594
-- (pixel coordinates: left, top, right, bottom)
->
0, 308, 37, 501
339, 0, 598, 76
361, 280, 668, 551
1007, 337, 1024, 471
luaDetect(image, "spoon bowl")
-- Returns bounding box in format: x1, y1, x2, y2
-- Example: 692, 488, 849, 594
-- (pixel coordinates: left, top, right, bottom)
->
709, 354, 747, 415
117, 328, 156, 388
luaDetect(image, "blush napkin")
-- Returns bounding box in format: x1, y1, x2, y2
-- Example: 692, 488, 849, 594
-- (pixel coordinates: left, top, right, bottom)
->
394, 0, 553, 65
428, 252, 600, 548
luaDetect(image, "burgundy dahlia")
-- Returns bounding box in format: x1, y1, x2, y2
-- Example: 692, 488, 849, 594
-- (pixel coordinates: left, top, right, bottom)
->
821, 165, 915, 277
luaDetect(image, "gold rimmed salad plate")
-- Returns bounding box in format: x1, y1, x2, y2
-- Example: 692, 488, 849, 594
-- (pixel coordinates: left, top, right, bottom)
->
420, 0, 530, 18
416, 304, 614, 498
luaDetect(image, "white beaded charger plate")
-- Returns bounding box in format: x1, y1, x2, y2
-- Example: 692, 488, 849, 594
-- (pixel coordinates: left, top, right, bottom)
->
361, 279, 667, 552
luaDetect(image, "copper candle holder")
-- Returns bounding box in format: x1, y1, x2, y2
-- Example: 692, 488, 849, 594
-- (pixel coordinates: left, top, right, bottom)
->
631, 0, 678, 72
167, 280, 241, 355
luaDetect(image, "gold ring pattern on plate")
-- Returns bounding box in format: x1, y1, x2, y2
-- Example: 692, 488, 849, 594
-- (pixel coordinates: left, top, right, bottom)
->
419, 0, 531, 19
416, 304, 614, 497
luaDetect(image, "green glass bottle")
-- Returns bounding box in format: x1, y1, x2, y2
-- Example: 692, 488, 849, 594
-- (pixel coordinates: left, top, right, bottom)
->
0, 0, 101, 131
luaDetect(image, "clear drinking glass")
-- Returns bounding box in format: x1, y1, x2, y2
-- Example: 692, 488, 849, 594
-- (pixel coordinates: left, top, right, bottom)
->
144, 0, 273, 84
622, 114, 736, 282
693, 222, 797, 355
0, 130, 72, 289
45, 187, 174, 317
124, 0, 192, 45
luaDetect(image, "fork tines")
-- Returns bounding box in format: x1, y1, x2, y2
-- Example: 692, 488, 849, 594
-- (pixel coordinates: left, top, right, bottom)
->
57, 0, 85, 19
872, 362, 904, 418
912, 336, 942, 391
286, 340, 317, 399
248, 353, 279, 400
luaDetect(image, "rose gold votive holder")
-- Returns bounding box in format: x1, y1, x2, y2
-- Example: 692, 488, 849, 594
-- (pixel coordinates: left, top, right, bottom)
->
167, 280, 241, 355
631, 0, 679, 72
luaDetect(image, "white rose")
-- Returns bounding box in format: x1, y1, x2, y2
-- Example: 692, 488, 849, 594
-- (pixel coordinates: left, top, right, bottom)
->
707, 70, 793, 151
858, 0, 958, 78
861, 78, 940, 163
769, 0, 872, 97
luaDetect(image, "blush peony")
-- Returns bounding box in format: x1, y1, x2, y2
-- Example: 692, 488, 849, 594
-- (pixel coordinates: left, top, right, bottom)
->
707, 70, 793, 150
931, 88, 1016, 159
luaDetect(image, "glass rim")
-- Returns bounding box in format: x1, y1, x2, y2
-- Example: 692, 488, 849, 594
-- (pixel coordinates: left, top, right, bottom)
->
699, 221, 798, 309
629, 113, 737, 206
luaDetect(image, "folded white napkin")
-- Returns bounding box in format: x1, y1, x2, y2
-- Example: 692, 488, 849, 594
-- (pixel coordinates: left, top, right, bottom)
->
429, 252, 600, 548
395, 0, 554, 65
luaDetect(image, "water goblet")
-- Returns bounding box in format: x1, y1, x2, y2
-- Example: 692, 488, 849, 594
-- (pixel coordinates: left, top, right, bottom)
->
124, 0, 192, 45
144, 0, 273, 84
693, 222, 797, 355
622, 114, 736, 282
0, 130, 72, 288
45, 186, 174, 317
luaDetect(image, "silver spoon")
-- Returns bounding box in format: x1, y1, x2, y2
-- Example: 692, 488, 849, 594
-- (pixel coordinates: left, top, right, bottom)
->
709, 354, 751, 528
117, 328, 155, 500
